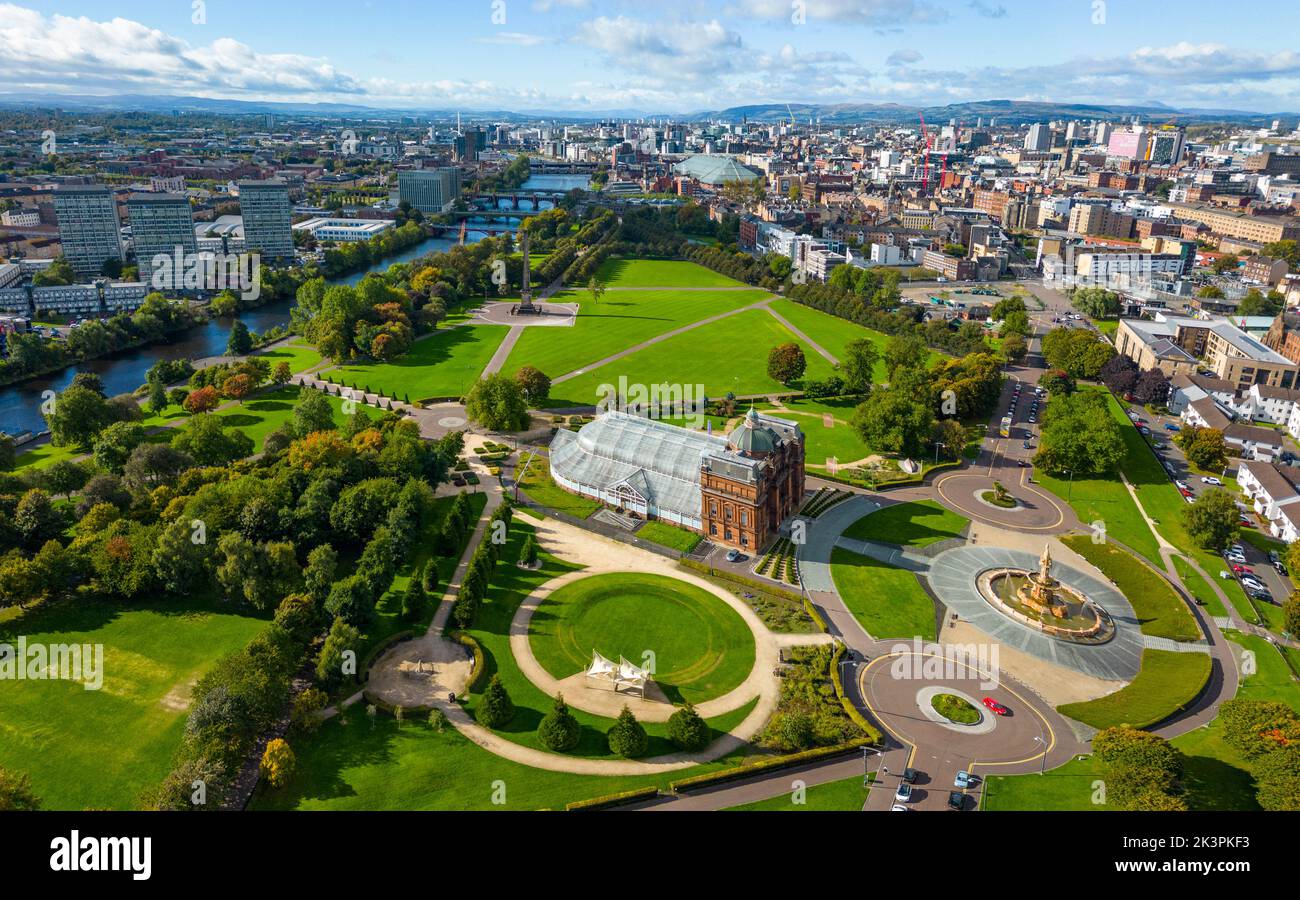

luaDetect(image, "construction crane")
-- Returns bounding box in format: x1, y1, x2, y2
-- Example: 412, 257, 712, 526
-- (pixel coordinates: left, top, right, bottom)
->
918, 113, 933, 194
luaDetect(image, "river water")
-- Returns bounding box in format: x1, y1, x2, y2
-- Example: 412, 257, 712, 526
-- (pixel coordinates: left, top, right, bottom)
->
1, 174, 588, 436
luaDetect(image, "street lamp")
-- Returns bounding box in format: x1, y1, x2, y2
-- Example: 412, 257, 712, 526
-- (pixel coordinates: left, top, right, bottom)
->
1064, 468, 1075, 502
934, 441, 945, 465
1033, 735, 1048, 775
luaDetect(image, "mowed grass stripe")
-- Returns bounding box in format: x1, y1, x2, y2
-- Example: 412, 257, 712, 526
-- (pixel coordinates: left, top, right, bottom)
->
529, 572, 755, 705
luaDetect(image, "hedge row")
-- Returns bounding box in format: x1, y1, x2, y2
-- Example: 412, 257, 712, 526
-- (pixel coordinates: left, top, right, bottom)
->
677, 558, 804, 604
564, 786, 662, 811
446, 629, 487, 693
667, 737, 876, 793
813, 460, 962, 491
830, 641, 883, 743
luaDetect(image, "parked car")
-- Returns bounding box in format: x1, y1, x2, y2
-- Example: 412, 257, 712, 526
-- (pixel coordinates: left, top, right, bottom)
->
1274, 560, 1289, 576
947, 791, 966, 811
1231, 564, 1254, 576
890, 804, 910, 812
725, 549, 740, 562
982, 697, 1009, 716
902, 767, 919, 784
954, 770, 979, 788
894, 783, 913, 803
1179, 488, 1193, 498
1201, 476, 1223, 486
1241, 576, 1267, 592
1175, 480, 1189, 491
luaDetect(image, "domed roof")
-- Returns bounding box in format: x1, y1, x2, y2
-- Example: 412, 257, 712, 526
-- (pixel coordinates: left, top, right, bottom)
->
729, 407, 779, 455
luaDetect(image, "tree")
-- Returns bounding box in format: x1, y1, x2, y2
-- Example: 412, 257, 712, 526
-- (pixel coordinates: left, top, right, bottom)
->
1261, 239, 1300, 268
46, 384, 115, 450
272, 361, 292, 386
183, 385, 221, 415
588, 276, 606, 304
1034, 390, 1125, 476
667, 702, 710, 752
1041, 327, 1114, 379
401, 568, 426, 622
226, 320, 253, 356
465, 373, 531, 432
41, 459, 88, 498
293, 387, 337, 436
1098, 354, 1139, 396
518, 533, 539, 568
316, 617, 361, 685
422, 560, 440, 596
514, 365, 551, 404
222, 373, 254, 404
850, 386, 934, 457
303, 543, 338, 607
1211, 253, 1240, 275
840, 337, 880, 394
172, 413, 254, 466
883, 334, 927, 381
1002, 332, 1028, 364
1174, 425, 1227, 472
14, 489, 63, 549
478, 675, 515, 728
1070, 287, 1121, 319
1285, 592, 1300, 638
258, 738, 296, 789
1039, 369, 1075, 396
122, 443, 192, 490
1132, 368, 1170, 406
767, 342, 807, 386
1182, 489, 1240, 550
0, 766, 40, 811
147, 378, 169, 416
537, 693, 581, 751
1001, 309, 1031, 337
607, 705, 648, 758
1255, 747, 1300, 810
1092, 726, 1185, 810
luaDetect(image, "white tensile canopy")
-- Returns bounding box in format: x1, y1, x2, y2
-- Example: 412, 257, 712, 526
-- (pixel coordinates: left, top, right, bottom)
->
584, 650, 650, 698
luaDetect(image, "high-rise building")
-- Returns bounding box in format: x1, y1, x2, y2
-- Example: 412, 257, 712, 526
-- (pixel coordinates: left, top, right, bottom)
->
127, 192, 197, 287
53, 185, 124, 278
1148, 129, 1185, 165
397, 168, 463, 214
1107, 127, 1147, 159
1024, 123, 1052, 151
237, 179, 294, 261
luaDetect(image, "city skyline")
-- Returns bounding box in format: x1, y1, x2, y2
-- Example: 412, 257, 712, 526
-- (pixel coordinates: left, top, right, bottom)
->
2, 1, 1300, 115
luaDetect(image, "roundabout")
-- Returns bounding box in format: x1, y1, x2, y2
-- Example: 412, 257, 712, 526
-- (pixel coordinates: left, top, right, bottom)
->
527, 572, 757, 706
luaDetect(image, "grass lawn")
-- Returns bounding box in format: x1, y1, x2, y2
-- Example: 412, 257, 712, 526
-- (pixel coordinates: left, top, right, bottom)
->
597, 258, 747, 288
206, 385, 350, 452
543, 309, 838, 409
502, 288, 769, 383
767, 298, 943, 381
1057, 649, 1212, 730
1169, 632, 1300, 811
464, 522, 758, 758
255, 340, 323, 375
250, 700, 751, 811
1171, 555, 1229, 618
0, 594, 269, 810
982, 755, 1109, 811
13, 440, 82, 472
760, 397, 872, 467
842, 499, 969, 547
725, 774, 869, 811
830, 548, 937, 641
517, 452, 603, 519
529, 572, 756, 706
1035, 390, 1161, 562
932, 693, 981, 724
327, 324, 509, 402
1060, 536, 1201, 642
635, 521, 703, 554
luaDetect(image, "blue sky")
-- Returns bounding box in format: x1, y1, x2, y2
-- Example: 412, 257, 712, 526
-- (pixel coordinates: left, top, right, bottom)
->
4, 1, 1299, 113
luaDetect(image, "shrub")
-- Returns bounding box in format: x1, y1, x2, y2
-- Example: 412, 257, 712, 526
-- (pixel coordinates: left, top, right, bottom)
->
667, 702, 710, 752
258, 738, 296, 790
607, 705, 648, 759
478, 675, 515, 728
538, 693, 581, 752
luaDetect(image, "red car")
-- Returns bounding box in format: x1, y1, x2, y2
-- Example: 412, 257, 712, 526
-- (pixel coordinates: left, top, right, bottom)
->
982, 697, 1009, 716
1179, 488, 1193, 498
1231, 564, 1254, 576
1239, 518, 1255, 528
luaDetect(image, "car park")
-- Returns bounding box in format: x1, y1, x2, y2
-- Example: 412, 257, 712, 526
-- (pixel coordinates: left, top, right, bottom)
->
1164, 423, 1180, 431
1175, 480, 1189, 490
954, 770, 979, 788
725, 549, 740, 562
1274, 560, 1290, 576
1241, 576, 1266, 592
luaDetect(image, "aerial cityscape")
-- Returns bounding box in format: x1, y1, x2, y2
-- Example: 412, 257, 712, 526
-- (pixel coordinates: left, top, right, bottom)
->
0, 0, 1296, 879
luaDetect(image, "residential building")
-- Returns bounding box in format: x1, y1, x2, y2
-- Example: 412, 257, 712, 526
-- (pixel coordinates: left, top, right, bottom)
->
127, 192, 197, 286
53, 185, 124, 278
237, 179, 294, 261
293, 217, 393, 242
1238, 460, 1300, 543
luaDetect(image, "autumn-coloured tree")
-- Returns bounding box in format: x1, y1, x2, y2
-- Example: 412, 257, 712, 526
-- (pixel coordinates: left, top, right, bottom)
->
222, 373, 254, 404
272, 361, 292, 385
287, 431, 354, 471
183, 385, 220, 414
259, 738, 296, 789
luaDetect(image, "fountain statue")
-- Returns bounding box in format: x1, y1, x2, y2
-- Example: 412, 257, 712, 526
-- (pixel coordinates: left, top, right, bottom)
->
1018, 544, 1069, 619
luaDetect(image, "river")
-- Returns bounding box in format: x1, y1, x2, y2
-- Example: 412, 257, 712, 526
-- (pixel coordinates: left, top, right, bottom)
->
0, 173, 589, 436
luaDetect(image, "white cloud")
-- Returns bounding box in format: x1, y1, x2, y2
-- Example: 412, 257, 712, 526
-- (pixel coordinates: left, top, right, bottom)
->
886, 49, 924, 67
474, 32, 547, 47
573, 15, 745, 80
730, 0, 949, 26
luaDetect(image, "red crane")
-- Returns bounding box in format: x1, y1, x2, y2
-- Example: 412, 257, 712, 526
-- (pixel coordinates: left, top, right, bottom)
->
918, 113, 933, 194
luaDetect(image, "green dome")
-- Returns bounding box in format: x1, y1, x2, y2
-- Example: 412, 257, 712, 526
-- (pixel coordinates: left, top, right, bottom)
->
730, 409, 778, 454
